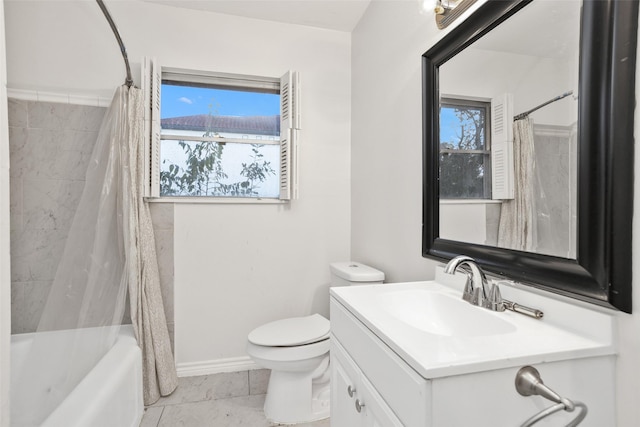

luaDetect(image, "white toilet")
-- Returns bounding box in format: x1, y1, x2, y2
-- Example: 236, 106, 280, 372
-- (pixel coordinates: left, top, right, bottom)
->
246, 261, 384, 424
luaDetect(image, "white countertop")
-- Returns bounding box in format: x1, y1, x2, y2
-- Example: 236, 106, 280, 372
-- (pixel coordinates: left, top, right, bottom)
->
330, 276, 616, 379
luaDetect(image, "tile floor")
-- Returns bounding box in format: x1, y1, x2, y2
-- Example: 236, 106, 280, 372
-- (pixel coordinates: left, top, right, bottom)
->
139, 370, 331, 427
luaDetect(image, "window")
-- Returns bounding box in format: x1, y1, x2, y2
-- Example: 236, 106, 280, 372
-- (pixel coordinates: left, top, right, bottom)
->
439, 98, 491, 199
142, 59, 300, 201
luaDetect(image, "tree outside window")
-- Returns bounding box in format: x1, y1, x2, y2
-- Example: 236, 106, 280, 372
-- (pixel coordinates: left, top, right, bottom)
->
159, 83, 281, 198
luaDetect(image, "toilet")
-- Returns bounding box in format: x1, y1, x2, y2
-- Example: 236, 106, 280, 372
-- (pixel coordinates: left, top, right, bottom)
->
246, 261, 384, 424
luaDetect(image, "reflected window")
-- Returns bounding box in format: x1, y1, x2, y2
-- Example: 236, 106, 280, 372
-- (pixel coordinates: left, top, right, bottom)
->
439, 98, 491, 199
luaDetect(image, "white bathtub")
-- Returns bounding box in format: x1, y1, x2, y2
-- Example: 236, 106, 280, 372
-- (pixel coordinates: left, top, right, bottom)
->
10, 325, 143, 427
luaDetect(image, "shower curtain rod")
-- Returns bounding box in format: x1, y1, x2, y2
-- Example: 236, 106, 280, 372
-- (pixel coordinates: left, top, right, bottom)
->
514, 90, 574, 121
96, 0, 133, 88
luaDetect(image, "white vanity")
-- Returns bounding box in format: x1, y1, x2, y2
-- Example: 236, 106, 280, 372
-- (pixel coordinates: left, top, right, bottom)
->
329, 268, 617, 427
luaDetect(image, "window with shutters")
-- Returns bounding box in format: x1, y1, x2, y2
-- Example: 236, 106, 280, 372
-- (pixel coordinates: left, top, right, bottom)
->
142, 59, 300, 201
439, 98, 492, 199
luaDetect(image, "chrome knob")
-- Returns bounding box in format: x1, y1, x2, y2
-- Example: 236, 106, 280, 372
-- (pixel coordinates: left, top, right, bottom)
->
355, 399, 365, 413
347, 385, 356, 397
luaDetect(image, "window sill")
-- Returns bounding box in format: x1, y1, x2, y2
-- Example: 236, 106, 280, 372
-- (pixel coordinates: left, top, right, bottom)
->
145, 197, 289, 205
440, 199, 502, 205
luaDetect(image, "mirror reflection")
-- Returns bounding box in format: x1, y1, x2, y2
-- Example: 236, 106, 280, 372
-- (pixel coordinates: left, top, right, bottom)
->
438, 0, 580, 259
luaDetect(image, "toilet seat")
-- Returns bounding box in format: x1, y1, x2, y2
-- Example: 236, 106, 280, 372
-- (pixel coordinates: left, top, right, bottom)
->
248, 314, 330, 347
247, 337, 330, 363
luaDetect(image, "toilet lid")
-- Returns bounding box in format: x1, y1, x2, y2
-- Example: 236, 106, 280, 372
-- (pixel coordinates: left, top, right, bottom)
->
248, 314, 330, 347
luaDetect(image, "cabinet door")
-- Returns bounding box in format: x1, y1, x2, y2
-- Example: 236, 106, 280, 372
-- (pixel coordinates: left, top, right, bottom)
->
360, 375, 404, 427
331, 342, 362, 427
332, 339, 404, 427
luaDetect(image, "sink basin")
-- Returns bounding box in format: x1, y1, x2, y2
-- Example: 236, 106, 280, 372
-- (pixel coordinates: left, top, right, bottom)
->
331, 278, 615, 379
380, 289, 517, 337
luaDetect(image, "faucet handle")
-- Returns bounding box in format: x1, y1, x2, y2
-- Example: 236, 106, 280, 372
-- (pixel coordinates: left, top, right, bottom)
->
484, 282, 505, 312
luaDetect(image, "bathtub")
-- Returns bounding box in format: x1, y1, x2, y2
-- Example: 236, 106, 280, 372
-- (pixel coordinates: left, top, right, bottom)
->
10, 325, 143, 427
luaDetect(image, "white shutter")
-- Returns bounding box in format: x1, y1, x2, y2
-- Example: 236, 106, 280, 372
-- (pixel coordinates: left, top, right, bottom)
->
142, 57, 161, 198
280, 71, 300, 200
491, 93, 514, 200
280, 128, 292, 200
292, 71, 301, 130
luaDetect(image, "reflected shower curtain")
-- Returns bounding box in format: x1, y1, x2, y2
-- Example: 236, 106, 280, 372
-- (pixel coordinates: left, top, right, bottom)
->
498, 116, 537, 252
11, 86, 176, 426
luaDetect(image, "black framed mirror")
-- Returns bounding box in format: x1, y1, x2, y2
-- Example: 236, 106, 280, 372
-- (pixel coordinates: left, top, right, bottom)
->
422, 0, 638, 313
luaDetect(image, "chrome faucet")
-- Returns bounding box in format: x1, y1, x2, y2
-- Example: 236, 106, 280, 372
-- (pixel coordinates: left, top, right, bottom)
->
443, 255, 544, 318
444, 255, 502, 310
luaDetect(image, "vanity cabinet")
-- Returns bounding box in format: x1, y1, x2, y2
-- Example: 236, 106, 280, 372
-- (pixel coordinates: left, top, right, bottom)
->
330, 297, 431, 427
330, 283, 616, 427
331, 339, 403, 427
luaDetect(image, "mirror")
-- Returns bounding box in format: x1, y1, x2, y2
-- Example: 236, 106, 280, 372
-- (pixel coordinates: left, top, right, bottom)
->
422, 0, 638, 312
438, 0, 579, 259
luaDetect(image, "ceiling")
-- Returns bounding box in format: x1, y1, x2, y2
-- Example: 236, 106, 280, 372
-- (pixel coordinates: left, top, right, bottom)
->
141, 0, 372, 32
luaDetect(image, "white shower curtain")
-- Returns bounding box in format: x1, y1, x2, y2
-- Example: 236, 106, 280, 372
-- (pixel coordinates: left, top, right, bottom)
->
11, 86, 177, 425
120, 85, 178, 405
498, 116, 537, 252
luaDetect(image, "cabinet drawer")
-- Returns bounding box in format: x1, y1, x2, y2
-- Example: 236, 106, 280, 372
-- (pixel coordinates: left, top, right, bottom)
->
331, 339, 362, 427
331, 298, 431, 427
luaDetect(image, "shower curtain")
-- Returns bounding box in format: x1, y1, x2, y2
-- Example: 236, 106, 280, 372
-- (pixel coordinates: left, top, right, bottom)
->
121, 86, 178, 405
11, 85, 177, 425
498, 116, 537, 252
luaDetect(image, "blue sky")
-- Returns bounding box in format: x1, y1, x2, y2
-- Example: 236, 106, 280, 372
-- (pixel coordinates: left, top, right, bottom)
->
440, 107, 459, 147
161, 84, 281, 119
439, 105, 486, 149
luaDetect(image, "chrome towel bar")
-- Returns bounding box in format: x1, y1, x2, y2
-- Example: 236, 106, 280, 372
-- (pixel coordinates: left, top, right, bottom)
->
516, 366, 588, 427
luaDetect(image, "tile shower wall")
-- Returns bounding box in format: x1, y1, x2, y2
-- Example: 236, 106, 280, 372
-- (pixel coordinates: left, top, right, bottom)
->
8, 99, 104, 333
149, 202, 175, 349
8, 99, 175, 349
533, 124, 577, 259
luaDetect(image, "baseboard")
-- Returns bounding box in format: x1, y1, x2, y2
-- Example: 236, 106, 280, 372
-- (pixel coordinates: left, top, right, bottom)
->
176, 356, 261, 377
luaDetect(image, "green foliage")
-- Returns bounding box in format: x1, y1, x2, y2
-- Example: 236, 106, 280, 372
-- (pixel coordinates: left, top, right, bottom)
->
160, 141, 276, 197
161, 98, 277, 197
160, 98, 276, 197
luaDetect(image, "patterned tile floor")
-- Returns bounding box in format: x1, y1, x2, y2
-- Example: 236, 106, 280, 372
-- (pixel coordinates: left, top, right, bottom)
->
139, 370, 330, 427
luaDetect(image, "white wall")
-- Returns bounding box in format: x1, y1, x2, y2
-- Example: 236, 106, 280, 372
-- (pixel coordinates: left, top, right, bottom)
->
351, 0, 640, 425
440, 203, 487, 245
4, 0, 121, 99
350, 0, 487, 281
4, 0, 351, 372
0, 0, 10, 424
351, 0, 443, 282
614, 29, 640, 426
442, 49, 578, 126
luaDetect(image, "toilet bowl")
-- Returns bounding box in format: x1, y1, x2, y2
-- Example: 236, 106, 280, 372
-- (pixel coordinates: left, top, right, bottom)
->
246, 262, 384, 424
246, 314, 331, 424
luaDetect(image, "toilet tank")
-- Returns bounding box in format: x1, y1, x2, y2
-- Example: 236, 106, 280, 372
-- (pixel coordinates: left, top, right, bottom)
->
330, 262, 385, 287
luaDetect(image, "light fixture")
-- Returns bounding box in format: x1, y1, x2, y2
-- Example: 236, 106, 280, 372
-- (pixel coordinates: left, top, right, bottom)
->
435, 0, 478, 29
